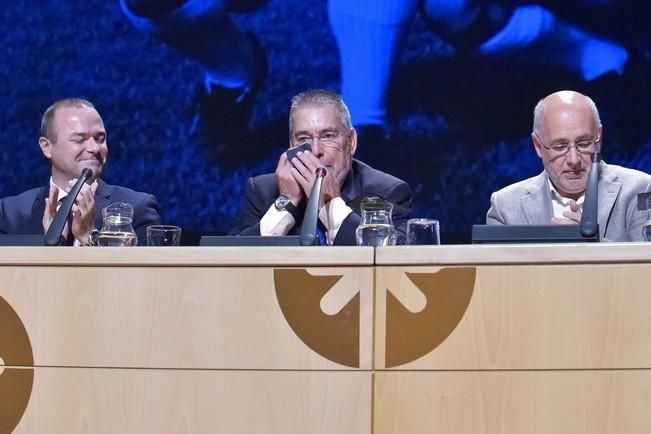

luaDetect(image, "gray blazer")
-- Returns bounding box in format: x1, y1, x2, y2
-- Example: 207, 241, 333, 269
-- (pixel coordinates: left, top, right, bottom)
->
486, 162, 651, 241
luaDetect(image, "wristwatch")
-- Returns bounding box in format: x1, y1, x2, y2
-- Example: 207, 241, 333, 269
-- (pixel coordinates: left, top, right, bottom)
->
274, 195, 298, 217
81, 229, 99, 247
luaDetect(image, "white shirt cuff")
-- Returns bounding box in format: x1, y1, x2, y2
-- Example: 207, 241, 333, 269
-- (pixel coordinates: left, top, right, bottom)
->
260, 204, 296, 236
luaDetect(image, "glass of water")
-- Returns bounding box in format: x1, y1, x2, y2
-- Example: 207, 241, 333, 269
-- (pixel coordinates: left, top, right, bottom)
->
406, 218, 440, 245
147, 225, 182, 246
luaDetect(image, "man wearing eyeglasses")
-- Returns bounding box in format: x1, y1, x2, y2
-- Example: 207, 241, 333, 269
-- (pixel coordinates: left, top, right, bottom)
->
486, 90, 651, 241
229, 89, 412, 245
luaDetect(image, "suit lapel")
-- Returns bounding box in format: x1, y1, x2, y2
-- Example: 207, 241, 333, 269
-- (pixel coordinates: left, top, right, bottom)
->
94, 179, 112, 229
520, 164, 621, 233
28, 186, 50, 232
597, 164, 621, 237
521, 172, 553, 224
341, 163, 363, 210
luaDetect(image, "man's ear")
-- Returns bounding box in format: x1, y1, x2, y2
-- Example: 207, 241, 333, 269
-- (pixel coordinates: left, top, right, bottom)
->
38, 136, 52, 159
531, 132, 543, 159
349, 128, 357, 156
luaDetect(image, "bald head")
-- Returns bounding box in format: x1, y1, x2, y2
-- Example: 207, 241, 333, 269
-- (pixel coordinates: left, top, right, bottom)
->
531, 90, 603, 200
533, 90, 601, 137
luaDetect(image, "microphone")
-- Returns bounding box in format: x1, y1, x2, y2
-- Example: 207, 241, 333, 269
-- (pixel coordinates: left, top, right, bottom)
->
580, 152, 601, 238
300, 167, 327, 246
44, 168, 94, 246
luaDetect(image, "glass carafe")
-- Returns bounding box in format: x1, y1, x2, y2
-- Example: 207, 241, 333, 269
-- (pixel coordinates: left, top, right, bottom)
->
355, 197, 397, 246
96, 202, 138, 246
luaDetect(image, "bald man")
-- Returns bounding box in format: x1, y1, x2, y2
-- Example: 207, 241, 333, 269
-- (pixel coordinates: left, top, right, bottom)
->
486, 90, 651, 242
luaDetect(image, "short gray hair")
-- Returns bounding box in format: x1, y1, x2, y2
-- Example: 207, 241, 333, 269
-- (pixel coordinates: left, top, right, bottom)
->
289, 89, 352, 135
533, 91, 601, 136
40, 98, 96, 142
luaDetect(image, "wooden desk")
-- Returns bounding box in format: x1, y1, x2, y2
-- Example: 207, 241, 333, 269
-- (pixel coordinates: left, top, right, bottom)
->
2, 244, 651, 433
374, 244, 651, 434
0, 247, 374, 434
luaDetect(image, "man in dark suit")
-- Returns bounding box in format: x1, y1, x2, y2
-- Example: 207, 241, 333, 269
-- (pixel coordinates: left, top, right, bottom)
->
229, 89, 411, 245
0, 98, 160, 245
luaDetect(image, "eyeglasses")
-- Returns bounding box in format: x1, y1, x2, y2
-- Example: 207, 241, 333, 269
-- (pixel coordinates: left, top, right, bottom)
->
292, 130, 349, 149
535, 133, 601, 156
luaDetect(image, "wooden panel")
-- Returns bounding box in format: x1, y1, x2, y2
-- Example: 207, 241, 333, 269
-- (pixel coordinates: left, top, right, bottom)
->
12, 367, 371, 434
0, 266, 373, 369
374, 370, 651, 434
3, 244, 651, 434
376, 243, 651, 265
375, 264, 651, 369
0, 246, 373, 266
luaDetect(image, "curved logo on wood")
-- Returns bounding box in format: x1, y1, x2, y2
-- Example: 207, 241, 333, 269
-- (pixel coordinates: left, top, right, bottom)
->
0, 296, 34, 433
385, 268, 476, 368
274, 269, 360, 368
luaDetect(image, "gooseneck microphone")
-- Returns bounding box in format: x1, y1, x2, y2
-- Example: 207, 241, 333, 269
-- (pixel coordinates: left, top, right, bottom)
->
580, 152, 601, 238
44, 168, 94, 246
300, 167, 327, 246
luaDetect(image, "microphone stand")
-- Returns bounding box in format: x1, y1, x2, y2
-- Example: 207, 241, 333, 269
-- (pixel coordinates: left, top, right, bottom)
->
300, 167, 327, 246
579, 152, 601, 238
44, 168, 94, 246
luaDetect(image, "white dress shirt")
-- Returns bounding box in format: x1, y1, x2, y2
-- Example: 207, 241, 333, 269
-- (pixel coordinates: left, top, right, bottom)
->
548, 178, 585, 219
260, 197, 353, 245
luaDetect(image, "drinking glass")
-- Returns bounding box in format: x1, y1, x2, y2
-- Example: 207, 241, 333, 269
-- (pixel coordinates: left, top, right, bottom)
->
147, 225, 182, 246
407, 218, 440, 245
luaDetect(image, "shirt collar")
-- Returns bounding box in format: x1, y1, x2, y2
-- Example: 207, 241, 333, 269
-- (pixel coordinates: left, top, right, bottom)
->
50, 177, 69, 203
547, 177, 585, 207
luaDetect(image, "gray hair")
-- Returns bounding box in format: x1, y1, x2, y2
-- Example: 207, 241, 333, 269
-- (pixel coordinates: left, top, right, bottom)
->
40, 98, 96, 142
289, 89, 352, 135
533, 91, 601, 136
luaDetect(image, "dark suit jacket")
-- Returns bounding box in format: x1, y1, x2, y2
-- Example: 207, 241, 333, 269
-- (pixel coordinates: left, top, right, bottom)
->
0, 179, 161, 245
228, 159, 412, 245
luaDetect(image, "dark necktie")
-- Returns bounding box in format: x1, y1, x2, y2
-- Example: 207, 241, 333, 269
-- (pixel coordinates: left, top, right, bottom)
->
316, 221, 328, 246
57, 197, 74, 245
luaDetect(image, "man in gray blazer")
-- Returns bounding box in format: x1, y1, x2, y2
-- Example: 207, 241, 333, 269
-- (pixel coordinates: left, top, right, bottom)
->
487, 90, 651, 241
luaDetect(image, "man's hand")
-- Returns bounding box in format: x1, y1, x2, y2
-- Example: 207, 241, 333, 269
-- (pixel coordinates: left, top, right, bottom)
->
275, 152, 303, 206
42, 184, 62, 235
291, 150, 341, 206
69, 180, 99, 245
551, 199, 582, 224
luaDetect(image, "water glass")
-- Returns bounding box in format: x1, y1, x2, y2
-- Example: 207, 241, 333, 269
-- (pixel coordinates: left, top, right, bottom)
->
407, 218, 440, 245
147, 225, 182, 246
